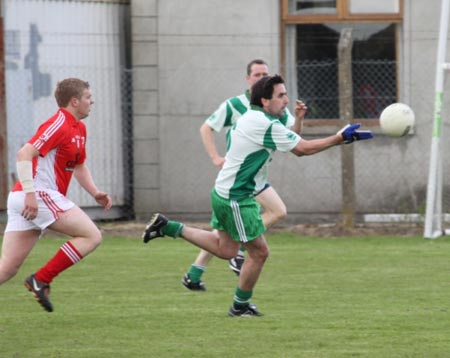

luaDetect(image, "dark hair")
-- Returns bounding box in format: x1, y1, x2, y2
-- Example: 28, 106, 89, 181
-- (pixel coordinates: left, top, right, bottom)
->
250, 74, 285, 107
246, 59, 268, 75
54, 78, 90, 107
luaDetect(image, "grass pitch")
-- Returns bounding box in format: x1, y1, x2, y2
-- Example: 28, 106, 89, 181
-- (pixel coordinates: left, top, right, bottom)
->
1, 232, 450, 357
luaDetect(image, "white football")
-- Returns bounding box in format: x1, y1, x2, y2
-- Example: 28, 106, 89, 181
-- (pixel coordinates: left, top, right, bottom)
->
379, 103, 415, 137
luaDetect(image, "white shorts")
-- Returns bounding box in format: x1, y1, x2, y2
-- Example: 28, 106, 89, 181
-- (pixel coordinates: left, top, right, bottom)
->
5, 190, 76, 232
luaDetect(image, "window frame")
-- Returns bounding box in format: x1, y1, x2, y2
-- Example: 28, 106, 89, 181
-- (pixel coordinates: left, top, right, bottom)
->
280, 0, 404, 130
281, 0, 403, 23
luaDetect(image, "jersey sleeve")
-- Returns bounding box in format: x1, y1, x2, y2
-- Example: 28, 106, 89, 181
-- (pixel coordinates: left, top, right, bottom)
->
265, 121, 301, 152
29, 118, 68, 157
204, 100, 234, 132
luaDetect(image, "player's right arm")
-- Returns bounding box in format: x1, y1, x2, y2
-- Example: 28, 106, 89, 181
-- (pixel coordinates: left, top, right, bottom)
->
292, 134, 343, 156
200, 100, 232, 169
291, 123, 373, 156
200, 122, 225, 168
16, 143, 40, 220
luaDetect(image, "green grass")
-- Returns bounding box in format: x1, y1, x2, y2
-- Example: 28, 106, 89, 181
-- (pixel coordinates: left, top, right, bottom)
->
1, 232, 450, 357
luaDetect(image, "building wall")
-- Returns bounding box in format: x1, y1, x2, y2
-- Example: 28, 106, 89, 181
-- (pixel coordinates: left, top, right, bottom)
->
131, 0, 284, 220
129, 1, 450, 222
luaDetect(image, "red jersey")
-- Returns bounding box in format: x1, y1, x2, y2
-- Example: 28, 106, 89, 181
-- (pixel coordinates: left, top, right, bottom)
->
13, 108, 87, 196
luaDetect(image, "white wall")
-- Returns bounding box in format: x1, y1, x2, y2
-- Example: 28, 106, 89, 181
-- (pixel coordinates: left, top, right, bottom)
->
3, 0, 129, 214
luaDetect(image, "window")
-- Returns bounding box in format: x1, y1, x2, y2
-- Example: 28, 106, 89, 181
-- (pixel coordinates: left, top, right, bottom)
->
349, 0, 399, 14
296, 23, 396, 120
290, 0, 337, 15
281, 0, 403, 127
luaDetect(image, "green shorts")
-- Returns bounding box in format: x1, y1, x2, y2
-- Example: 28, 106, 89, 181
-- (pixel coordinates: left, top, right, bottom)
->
210, 189, 266, 243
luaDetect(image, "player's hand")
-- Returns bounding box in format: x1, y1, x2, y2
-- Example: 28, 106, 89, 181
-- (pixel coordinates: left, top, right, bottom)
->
212, 156, 225, 169
94, 191, 112, 211
21, 192, 38, 220
337, 123, 373, 144
294, 100, 308, 119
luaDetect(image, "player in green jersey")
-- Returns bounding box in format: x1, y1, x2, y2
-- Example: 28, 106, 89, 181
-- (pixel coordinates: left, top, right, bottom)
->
143, 74, 373, 316
181, 59, 304, 291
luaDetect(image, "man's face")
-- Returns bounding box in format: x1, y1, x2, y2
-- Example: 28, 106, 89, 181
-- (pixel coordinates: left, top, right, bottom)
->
73, 88, 94, 119
262, 83, 289, 118
246, 63, 269, 88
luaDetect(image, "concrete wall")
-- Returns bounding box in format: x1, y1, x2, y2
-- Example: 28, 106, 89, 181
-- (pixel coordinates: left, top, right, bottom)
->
131, 0, 284, 220
131, 0, 159, 218
131, 0, 450, 222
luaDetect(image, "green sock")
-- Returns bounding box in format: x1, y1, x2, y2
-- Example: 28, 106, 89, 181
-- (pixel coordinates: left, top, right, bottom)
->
238, 246, 246, 255
233, 287, 252, 308
162, 220, 184, 238
188, 265, 205, 283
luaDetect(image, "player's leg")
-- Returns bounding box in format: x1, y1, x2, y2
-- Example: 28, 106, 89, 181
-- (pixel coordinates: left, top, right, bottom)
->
48, 205, 102, 256
193, 248, 215, 267
0, 229, 41, 284
228, 185, 286, 276
25, 205, 102, 312
1, 191, 54, 311
182, 247, 214, 291
256, 185, 287, 229
238, 235, 269, 291
229, 235, 269, 317
180, 226, 240, 259
0, 191, 43, 284
222, 195, 267, 317
142, 213, 240, 259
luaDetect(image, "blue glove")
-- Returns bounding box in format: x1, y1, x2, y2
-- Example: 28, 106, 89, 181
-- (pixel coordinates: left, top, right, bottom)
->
338, 123, 373, 144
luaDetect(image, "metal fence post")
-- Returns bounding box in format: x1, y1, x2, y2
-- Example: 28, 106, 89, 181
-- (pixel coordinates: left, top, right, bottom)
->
338, 28, 355, 227
0, 8, 8, 210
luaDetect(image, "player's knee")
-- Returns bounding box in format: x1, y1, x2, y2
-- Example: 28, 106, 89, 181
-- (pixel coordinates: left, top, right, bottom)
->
89, 227, 103, 249
250, 245, 269, 264
217, 246, 240, 260
274, 207, 287, 222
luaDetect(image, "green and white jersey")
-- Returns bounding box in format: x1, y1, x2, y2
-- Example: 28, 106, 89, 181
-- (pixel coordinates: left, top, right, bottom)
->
205, 90, 295, 132
214, 106, 301, 201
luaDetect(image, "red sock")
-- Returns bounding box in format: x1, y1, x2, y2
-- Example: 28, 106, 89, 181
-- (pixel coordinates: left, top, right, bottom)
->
35, 241, 83, 284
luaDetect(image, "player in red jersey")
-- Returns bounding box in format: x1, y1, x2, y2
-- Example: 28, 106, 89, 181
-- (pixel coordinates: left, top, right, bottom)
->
0, 78, 112, 312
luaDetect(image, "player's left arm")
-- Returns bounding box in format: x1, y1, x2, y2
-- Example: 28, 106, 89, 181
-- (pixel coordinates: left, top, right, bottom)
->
74, 163, 112, 210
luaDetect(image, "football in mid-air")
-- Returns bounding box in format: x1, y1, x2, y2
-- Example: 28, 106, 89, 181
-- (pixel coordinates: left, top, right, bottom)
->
379, 103, 415, 137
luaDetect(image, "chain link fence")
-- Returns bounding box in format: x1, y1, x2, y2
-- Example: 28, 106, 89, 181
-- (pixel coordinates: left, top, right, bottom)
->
279, 57, 436, 221
297, 59, 397, 119
150, 57, 439, 225
2, 57, 446, 225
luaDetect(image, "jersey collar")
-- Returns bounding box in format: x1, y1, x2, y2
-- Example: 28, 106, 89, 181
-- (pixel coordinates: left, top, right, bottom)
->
59, 108, 80, 127
250, 104, 280, 121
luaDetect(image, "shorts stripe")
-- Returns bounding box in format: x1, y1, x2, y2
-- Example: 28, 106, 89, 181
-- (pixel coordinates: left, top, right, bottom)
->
210, 189, 265, 243
61, 242, 82, 263
38, 191, 63, 219
231, 200, 247, 243
5, 190, 75, 232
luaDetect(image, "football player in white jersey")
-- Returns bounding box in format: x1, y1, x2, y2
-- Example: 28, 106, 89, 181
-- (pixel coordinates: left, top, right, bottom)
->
143, 75, 372, 316
181, 59, 304, 291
